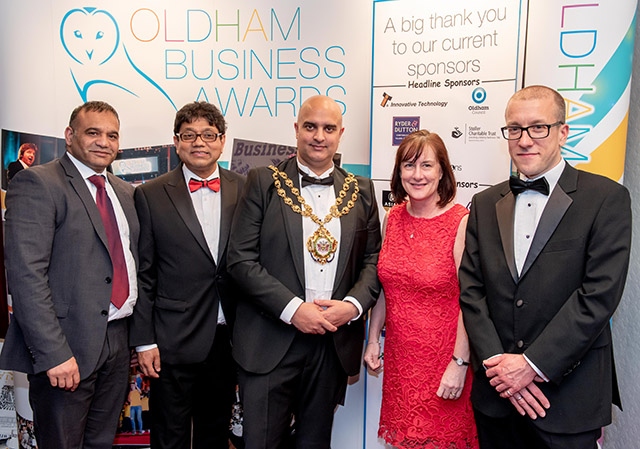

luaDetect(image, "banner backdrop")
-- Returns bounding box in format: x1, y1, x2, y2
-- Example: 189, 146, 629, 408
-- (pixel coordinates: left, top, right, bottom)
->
367, 1, 636, 448
0, 1, 374, 173
0, 0, 636, 448
0, 1, 375, 448
370, 0, 525, 209
524, 2, 637, 182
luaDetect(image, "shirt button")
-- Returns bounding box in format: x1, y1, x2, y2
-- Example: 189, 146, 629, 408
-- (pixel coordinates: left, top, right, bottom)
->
525, 235, 530, 239
517, 340, 524, 348
516, 299, 524, 307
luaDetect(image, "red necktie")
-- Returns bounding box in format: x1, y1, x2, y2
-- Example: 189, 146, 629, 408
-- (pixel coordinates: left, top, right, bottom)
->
88, 175, 129, 309
188, 177, 220, 192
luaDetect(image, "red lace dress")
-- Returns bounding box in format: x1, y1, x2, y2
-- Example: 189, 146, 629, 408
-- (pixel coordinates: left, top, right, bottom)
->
377, 203, 477, 449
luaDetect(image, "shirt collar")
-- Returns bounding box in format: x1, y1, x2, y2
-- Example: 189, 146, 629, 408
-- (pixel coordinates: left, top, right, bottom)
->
521, 159, 565, 194
182, 163, 219, 183
296, 159, 334, 179
66, 151, 108, 179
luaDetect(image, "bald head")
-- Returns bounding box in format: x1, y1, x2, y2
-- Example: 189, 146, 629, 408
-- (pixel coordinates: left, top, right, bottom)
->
294, 95, 345, 175
506, 85, 566, 123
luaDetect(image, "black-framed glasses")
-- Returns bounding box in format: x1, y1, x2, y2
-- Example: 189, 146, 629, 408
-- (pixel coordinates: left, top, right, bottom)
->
176, 131, 223, 142
501, 121, 564, 140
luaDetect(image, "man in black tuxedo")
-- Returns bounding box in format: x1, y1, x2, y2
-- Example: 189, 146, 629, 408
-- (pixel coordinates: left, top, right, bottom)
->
228, 95, 381, 448
459, 85, 631, 449
0, 101, 139, 449
129, 102, 245, 449
7, 142, 37, 182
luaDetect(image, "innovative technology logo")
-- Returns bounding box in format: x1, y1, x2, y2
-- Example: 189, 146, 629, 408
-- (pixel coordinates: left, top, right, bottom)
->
60, 7, 176, 109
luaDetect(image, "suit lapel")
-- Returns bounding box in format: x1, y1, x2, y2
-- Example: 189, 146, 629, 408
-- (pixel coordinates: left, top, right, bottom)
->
332, 168, 357, 292
218, 167, 238, 264
495, 186, 519, 283
280, 158, 306, 288
60, 154, 110, 251
520, 165, 575, 277
164, 167, 215, 263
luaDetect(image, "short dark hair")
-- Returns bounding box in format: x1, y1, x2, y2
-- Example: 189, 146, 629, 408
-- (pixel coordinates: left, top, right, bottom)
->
18, 143, 38, 157
507, 85, 566, 122
390, 129, 457, 207
174, 102, 226, 135
69, 101, 120, 128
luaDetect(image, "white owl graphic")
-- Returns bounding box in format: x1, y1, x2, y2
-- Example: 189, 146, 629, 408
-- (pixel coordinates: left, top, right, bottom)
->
60, 7, 176, 109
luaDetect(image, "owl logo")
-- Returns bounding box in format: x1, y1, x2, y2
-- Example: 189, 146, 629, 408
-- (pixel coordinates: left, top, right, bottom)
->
60, 7, 119, 65
59, 7, 176, 109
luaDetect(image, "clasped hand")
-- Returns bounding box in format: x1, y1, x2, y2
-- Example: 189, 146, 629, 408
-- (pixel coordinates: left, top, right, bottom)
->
484, 354, 550, 419
291, 300, 357, 334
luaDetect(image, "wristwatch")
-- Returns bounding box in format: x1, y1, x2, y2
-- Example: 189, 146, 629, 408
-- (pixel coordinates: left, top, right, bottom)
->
452, 355, 470, 366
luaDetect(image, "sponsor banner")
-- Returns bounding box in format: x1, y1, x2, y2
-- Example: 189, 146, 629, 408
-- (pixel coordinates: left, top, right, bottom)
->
370, 0, 524, 207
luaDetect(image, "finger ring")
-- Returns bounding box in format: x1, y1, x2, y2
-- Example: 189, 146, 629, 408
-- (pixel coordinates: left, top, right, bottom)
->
506, 389, 513, 397
449, 392, 455, 398
515, 395, 524, 401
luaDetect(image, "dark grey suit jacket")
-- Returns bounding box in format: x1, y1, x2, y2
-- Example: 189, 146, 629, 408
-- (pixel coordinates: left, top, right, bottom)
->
459, 164, 631, 433
227, 157, 382, 377
0, 153, 139, 379
129, 165, 245, 364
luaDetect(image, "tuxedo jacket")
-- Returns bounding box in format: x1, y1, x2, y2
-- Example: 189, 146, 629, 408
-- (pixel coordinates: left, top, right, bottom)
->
459, 164, 631, 434
7, 160, 25, 182
0, 154, 139, 379
129, 165, 245, 365
227, 157, 382, 376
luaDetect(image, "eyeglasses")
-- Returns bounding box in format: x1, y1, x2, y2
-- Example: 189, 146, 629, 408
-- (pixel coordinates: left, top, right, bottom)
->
501, 121, 564, 140
176, 131, 223, 142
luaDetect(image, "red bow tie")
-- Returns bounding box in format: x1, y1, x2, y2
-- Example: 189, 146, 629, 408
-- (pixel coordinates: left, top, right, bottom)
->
188, 177, 220, 193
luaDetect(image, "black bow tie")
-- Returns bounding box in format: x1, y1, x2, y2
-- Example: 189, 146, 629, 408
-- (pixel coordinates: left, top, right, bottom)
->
509, 175, 549, 196
300, 171, 334, 188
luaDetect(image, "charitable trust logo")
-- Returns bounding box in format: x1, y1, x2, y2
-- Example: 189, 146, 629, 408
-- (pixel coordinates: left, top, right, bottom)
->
60, 7, 176, 108
471, 87, 487, 104
451, 126, 463, 139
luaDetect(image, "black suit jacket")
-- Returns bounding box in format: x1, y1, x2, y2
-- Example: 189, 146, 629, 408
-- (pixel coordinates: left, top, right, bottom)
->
0, 154, 139, 379
7, 160, 25, 182
459, 164, 631, 433
227, 157, 381, 376
129, 165, 245, 365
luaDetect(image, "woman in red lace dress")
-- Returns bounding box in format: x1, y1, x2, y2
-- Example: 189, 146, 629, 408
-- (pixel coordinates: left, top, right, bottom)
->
364, 130, 478, 448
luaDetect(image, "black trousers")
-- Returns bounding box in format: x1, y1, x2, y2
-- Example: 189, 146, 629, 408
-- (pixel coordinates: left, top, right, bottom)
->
28, 319, 130, 449
238, 332, 347, 449
474, 407, 601, 449
149, 325, 236, 449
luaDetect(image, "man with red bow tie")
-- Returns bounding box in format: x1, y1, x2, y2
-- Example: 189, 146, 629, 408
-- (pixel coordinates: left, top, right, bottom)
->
130, 101, 245, 449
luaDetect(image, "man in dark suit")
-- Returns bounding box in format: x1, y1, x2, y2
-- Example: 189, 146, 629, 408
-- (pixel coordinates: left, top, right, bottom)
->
0, 101, 139, 449
228, 95, 382, 448
459, 85, 632, 449
129, 101, 245, 449
7, 142, 38, 182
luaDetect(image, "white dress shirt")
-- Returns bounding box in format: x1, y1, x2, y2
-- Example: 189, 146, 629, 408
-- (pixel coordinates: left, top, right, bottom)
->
513, 158, 565, 381
66, 152, 138, 321
279, 160, 363, 324
182, 164, 226, 325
